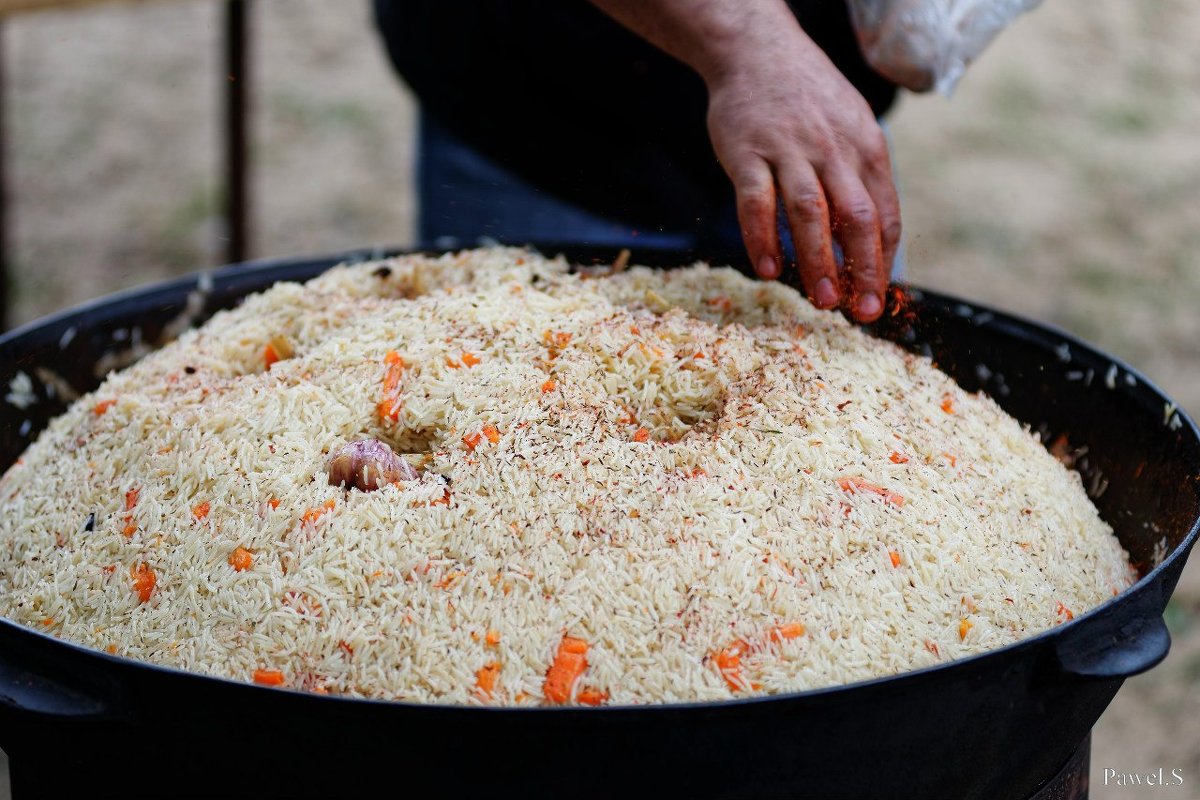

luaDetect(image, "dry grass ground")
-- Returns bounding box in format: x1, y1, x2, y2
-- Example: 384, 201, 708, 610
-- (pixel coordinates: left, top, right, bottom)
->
2, 1, 1198, 798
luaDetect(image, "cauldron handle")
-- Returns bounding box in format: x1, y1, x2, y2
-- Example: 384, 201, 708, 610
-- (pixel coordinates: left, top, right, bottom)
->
1054, 581, 1171, 679
0, 623, 128, 728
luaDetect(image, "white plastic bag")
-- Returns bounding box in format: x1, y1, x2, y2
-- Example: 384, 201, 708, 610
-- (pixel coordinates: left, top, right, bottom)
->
847, 0, 1044, 94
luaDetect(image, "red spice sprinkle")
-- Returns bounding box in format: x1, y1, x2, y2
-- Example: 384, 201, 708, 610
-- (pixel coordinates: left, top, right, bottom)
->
633, 428, 650, 443
193, 501, 211, 520
93, 399, 116, 416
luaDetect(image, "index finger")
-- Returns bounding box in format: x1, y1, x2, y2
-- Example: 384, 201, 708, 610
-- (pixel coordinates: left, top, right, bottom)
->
822, 169, 886, 322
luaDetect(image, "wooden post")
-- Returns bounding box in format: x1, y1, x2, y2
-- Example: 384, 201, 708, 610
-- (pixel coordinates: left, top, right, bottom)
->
224, 0, 249, 264
0, 20, 9, 332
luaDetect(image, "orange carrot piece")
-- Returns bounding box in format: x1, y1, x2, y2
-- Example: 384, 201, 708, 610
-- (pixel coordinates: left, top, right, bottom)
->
131, 563, 156, 603
770, 623, 807, 643
268, 498, 280, 510
229, 547, 254, 572
377, 352, 407, 422
253, 669, 285, 687
125, 487, 140, 511
193, 501, 211, 520
633, 427, 650, 443
888, 451, 909, 464
544, 635, 588, 704
301, 498, 336, 524
93, 399, 116, 416
541, 379, 557, 393
958, 618, 973, 640
122, 522, 137, 538
434, 570, 465, 590
461, 351, 481, 367
485, 629, 501, 647
482, 424, 501, 444
263, 343, 280, 369
475, 662, 501, 698
445, 357, 461, 369
836, 476, 905, 507
889, 551, 902, 568
1056, 601, 1074, 622
577, 688, 608, 706
714, 639, 751, 692
462, 432, 482, 451
941, 396, 955, 414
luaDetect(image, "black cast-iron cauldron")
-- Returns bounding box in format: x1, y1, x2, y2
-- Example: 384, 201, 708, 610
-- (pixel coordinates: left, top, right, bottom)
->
0, 245, 1196, 800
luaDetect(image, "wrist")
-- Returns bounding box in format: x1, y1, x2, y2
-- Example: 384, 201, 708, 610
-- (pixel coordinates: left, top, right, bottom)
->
696, 9, 820, 90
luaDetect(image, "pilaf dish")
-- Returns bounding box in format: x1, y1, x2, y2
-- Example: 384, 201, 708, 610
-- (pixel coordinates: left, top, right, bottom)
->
0, 247, 1134, 705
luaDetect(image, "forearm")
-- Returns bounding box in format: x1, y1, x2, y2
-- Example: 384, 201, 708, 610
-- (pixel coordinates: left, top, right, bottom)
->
587, 0, 812, 86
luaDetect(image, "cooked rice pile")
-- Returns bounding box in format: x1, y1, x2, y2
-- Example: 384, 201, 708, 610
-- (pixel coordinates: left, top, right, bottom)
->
0, 248, 1134, 704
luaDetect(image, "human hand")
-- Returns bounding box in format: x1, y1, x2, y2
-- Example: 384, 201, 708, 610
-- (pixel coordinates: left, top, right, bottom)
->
704, 26, 901, 322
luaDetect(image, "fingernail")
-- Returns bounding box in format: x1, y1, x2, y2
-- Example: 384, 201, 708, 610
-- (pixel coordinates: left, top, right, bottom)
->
757, 256, 779, 280
857, 292, 882, 319
815, 278, 838, 308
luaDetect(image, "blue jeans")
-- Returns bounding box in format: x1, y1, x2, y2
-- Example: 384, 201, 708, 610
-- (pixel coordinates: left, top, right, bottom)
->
417, 114, 905, 278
